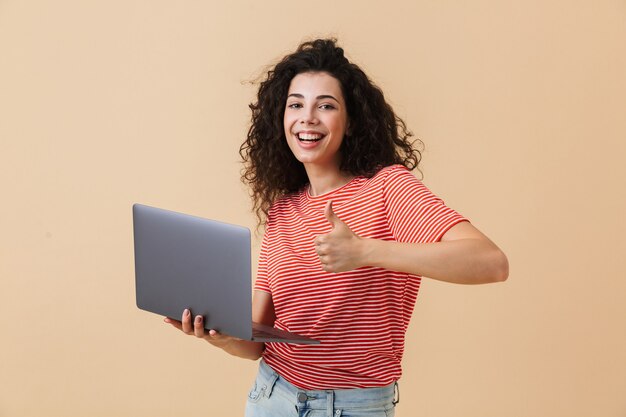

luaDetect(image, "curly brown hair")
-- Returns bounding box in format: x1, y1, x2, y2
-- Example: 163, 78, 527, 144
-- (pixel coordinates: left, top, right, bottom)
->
240, 38, 423, 226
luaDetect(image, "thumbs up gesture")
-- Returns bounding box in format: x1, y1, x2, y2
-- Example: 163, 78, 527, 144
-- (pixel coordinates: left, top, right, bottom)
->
314, 201, 367, 272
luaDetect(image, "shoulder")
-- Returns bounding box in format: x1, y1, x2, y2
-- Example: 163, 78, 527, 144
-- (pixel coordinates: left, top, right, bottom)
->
373, 164, 414, 179
344, 165, 422, 198
373, 164, 421, 188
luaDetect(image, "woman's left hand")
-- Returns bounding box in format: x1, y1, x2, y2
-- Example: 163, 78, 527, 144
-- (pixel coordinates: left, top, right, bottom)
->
314, 201, 368, 272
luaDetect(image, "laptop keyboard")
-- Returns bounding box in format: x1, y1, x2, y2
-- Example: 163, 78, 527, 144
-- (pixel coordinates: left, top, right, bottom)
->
252, 327, 283, 339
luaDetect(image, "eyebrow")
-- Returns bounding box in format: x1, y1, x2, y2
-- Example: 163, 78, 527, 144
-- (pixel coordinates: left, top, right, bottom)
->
287, 93, 340, 103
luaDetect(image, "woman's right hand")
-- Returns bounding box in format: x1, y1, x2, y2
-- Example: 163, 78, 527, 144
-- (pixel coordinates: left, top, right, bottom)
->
162, 292, 273, 360
164, 308, 237, 350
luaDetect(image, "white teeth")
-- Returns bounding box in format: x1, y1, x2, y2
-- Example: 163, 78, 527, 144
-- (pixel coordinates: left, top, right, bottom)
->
298, 132, 323, 141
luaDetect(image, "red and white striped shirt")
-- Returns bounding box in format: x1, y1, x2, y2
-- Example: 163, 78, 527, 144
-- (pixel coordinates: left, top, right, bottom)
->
254, 164, 467, 389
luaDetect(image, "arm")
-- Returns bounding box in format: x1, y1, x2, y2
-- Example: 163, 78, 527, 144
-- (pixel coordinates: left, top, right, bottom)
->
315, 201, 508, 285
363, 221, 509, 284
164, 290, 276, 360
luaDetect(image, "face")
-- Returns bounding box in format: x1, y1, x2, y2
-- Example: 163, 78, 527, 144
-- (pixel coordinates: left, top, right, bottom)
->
283, 71, 349, 170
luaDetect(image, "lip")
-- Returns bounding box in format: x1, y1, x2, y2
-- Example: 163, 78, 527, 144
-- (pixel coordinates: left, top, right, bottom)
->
295, 130, 325, 137
294, 130, 325, 142
292, 130, 325, 149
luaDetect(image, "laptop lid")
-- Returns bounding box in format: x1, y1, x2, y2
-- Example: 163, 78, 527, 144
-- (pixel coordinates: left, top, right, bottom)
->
133, 203, 254, 340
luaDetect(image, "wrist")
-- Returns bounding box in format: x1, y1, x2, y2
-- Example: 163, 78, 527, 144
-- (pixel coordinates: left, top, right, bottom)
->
360, 237, 385, 268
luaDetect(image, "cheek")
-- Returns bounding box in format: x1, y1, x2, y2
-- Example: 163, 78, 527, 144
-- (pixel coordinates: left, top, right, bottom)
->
330, 120, 348, 139
283, 115, 295, 135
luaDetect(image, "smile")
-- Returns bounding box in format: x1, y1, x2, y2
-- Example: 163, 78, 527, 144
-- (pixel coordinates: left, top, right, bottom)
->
297, 132, 324, 142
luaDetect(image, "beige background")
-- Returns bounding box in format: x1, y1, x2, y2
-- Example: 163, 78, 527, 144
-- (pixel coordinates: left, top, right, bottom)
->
1, 0, 625, 416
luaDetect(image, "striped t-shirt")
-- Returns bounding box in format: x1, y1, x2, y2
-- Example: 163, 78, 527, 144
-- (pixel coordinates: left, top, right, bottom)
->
254, 164, 467, 389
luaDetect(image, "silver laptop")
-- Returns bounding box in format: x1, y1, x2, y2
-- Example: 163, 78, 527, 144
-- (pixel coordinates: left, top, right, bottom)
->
133, 203, 319, 344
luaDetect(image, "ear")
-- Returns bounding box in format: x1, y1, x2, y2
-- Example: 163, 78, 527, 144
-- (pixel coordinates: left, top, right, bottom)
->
345, 119, 352, 136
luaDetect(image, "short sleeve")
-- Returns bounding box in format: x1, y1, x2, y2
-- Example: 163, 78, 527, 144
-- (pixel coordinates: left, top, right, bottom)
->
253, 217, 272, 294
383, 166, 468, 244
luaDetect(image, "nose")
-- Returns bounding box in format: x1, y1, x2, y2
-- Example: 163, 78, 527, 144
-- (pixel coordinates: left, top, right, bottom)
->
299, 106, 318, 125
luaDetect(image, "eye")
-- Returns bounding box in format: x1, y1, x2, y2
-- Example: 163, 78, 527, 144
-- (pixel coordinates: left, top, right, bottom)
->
287, 102, 303, 109
319, 104, 336, 110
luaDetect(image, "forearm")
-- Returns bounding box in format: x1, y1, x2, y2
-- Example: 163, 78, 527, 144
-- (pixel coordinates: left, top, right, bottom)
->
218, 339, 265, 360
364, 238, 509, 284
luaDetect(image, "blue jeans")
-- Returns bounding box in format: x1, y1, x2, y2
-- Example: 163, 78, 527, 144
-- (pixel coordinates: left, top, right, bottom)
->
245, 360, 398, 417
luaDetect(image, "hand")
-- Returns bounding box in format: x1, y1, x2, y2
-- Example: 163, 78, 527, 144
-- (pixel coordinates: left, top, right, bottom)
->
314, 201, 367, 272
164, 309, 236, 349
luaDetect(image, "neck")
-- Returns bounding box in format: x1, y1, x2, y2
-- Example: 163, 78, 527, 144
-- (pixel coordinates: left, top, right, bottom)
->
305, 163, 354, 196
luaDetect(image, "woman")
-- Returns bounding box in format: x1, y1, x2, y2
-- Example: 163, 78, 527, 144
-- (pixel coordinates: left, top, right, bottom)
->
165, 38, 508, 416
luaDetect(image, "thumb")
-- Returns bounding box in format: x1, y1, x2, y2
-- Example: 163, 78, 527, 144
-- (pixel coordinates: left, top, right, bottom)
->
324, 201, 343, 228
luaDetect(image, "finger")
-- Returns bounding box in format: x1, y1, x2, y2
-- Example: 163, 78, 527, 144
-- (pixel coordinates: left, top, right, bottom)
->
314, 236, 327, 251
194, 315, 205, 338
164, 317, 183, 331
319, 254, 339, 272
324, 201, 339, 228
181, 309, 193, 334
207, 329, 239, 345
207, 329, 225, 341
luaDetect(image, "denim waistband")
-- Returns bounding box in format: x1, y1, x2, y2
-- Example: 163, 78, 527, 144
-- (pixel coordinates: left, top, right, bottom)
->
257, 359, 398, 410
